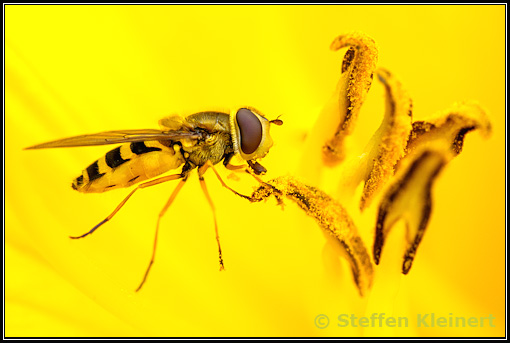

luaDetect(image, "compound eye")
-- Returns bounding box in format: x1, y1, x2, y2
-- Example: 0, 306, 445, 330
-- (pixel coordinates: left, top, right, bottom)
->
236, 108, 262, 155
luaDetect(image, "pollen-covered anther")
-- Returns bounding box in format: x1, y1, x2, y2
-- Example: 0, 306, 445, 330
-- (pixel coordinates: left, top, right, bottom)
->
358, 68, 413, 211
250, 176, 374, 296
373, 148, 449, 274
322, 31, 379, 167
374, 101, 491, 274
402, 101, 492, 162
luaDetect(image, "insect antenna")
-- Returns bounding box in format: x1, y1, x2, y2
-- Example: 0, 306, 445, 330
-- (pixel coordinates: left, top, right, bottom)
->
269, 115, 283, 126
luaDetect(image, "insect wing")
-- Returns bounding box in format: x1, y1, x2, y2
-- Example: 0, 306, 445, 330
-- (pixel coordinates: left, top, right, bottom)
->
25, 129, 203, 149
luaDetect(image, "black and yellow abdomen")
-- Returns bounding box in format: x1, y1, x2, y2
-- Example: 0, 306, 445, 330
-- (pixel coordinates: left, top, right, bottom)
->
72, 141, 184, 193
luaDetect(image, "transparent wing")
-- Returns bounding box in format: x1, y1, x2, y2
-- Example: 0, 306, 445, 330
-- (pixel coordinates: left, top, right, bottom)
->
25, 129, 203, 150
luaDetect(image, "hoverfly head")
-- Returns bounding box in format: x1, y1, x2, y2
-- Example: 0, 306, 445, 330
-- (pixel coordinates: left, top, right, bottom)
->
230, 107, 283, 166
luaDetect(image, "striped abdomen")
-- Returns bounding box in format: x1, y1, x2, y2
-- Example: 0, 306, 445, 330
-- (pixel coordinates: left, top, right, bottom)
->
72, 141, 184, 193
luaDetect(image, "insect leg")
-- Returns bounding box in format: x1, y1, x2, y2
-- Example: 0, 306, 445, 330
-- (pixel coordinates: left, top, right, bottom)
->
200, 160, 251, 200
70, 173, 183, 239
224, 161, 285, 208
223, 161, 265, 182
223, 153, 266, 183
136, 178, 187, 292
197, 170, 225, 272
224, 163, 246, 171
225, 163, 285, 208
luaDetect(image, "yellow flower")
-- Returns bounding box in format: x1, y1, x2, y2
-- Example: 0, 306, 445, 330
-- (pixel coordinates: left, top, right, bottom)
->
6, 4, 504, 337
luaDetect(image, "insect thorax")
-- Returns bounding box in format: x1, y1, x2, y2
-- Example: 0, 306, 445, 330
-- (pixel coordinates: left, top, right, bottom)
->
184, 131, 234, 167
177, 111, 235, 168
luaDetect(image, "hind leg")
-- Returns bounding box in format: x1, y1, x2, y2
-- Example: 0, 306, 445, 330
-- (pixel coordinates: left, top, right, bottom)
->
70, 173, 184, 239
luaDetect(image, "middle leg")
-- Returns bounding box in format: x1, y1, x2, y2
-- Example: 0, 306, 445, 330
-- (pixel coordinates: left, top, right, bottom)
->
136, 178, 187, 292
197, 166, 225, 271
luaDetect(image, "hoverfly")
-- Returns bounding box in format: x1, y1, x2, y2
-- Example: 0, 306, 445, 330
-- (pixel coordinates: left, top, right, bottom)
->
26, 107, 283, 291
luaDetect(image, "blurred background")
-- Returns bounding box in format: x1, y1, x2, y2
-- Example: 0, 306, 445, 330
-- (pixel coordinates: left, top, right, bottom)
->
5, 5, 505, 337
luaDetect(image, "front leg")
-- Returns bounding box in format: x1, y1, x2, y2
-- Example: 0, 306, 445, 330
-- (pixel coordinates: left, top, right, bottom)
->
199, 160, 251, 200
222, 155, 284, 207
223, 153, 266, 176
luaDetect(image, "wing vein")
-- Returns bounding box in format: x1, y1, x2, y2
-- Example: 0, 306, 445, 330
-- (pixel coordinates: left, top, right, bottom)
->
25, 130, 203, 149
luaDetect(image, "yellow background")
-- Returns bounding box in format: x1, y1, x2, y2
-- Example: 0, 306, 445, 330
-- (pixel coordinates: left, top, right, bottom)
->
5, 5, 505, 337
